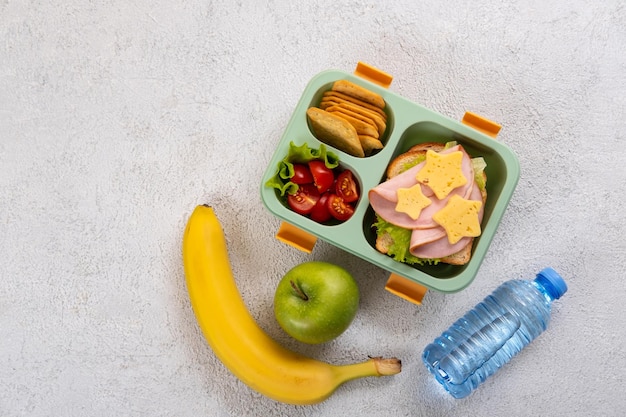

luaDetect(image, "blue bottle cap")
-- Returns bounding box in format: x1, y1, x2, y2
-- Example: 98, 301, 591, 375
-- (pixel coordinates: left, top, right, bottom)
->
536, 267, 568, 299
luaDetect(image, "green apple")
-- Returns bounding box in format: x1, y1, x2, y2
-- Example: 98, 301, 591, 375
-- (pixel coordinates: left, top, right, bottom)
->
274, 261, 359, 344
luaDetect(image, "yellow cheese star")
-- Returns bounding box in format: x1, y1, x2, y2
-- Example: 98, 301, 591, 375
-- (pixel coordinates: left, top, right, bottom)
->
416, 150, 467, 199
432, 194, 483, 244
395, 183, 432, 220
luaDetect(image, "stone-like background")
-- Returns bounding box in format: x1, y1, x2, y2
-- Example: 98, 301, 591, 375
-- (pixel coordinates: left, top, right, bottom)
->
2, 1, 625, 416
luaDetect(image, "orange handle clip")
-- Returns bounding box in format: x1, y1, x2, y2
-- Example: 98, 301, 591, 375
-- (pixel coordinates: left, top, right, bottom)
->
275, 222, 317, 253
385, 273, 428, 305
462, 111, 501, 138
354, 62, 393, 88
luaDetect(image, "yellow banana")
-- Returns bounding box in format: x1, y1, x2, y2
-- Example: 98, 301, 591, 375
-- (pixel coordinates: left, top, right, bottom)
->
182, 204, 401, 405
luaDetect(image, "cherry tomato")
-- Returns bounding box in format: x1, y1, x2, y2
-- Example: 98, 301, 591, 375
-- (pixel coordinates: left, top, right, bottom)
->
287, 184, 320, 215
308, 160, 335, 193
291, 163, 313, 184
327, 194, 355, 221
335, 170, 359, 203
309, 192, 333, 223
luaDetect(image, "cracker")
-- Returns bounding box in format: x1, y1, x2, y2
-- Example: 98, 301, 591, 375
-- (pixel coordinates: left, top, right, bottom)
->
329, 111, 379, 138
358, 135, 384, 156
330, 102, 386, 135
306, 107, 364, 158
322, 91, 387, 120
332, 80, 385, 109
319, 98, 340, 110
325, 105, 378, 131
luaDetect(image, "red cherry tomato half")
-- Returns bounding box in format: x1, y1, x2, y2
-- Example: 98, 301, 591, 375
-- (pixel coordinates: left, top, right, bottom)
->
287, 184, 320, 215
310, 192, 333, 223
291, 163, 313, 185
335, 170, 359, 203
326, 194, 355, 221
308, 160, 335, 194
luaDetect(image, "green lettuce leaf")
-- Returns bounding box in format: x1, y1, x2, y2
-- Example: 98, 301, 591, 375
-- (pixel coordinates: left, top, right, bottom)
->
265, 142, 339, 196
472, 157, 487, 191
400, 154, 427, 172
373, 215, 440, 266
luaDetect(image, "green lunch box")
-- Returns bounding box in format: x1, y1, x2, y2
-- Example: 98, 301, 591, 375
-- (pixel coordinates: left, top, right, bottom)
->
260, 62, 520, 305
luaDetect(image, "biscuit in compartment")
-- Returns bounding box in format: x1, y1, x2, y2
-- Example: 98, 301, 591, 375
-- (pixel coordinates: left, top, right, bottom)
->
327, 102, 386, 134
306, 107, 364, 158
325, 105, 377, 130
329, 111, 379, 138
332, 80, 386, 109
322, 91, 387, 120
358, 135, 384, 155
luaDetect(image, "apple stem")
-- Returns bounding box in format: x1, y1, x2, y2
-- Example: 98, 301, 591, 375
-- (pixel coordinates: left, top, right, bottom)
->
290, 280, 309, 301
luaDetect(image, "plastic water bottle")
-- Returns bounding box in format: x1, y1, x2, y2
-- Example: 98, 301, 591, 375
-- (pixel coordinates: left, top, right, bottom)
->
422, 267, 567, 399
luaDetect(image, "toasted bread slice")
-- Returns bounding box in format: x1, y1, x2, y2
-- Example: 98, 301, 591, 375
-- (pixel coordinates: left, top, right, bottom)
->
375, 142, 486, 266
385, 142, 444, 179
375, 229, 395, 255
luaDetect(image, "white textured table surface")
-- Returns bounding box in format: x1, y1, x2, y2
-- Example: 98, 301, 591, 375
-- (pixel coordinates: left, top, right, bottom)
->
2, 1, 625, 416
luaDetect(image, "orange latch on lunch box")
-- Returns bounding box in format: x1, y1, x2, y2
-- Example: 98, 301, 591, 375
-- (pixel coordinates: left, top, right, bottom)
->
461, 111, 501, 138
354, 62, 393, 88
275, 62, 394, 254
275, 222, 318, 253
385, 273, 429, 305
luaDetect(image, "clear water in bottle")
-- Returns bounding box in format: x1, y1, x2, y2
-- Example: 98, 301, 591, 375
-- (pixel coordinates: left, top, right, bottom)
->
422, 267, 567, 398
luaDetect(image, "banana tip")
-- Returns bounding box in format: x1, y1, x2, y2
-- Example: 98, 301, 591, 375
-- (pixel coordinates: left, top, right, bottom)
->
371, 356, 402, 376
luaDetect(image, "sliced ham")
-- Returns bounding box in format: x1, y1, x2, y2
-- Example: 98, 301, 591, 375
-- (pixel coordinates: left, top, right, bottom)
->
409, 182, 485, 259
410, 185, 465, 229
367, 160, 429, 228
368, 184, 432, 229
411, 234, 474, 259
368, 145, 476, 230
370, 160, 427, 202
409, 226, 446, 248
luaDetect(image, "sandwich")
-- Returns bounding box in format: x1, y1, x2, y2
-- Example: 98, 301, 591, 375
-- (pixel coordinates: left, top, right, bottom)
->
368, 142, 487, 266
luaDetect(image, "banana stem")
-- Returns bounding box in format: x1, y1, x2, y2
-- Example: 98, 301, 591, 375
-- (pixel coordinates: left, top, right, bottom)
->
334, 357, 402, 384
372, 356, 403, 375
